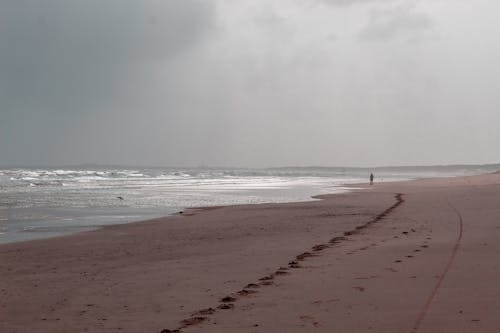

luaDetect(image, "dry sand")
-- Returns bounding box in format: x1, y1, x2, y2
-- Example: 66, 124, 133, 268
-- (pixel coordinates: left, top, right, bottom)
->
2, 173, 500, 332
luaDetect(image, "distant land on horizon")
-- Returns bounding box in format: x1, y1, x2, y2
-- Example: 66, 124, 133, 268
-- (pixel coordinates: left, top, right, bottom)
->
1, 163, 500, 172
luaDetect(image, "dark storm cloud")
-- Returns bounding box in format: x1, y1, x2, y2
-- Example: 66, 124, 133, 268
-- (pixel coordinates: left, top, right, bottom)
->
0, 0, 215, 166
0, 0, 214, 115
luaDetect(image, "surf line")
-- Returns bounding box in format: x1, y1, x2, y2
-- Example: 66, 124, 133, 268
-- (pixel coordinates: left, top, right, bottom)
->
410, 196, 464, 333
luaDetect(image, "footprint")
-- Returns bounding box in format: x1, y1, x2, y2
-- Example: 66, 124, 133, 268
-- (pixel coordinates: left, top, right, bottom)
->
296, 252, 315, 261
180, 316, 207, 327
245, 283, 259, 289
217, 303, 234, 310
299, 315, 321, 328
237, 289, 258, 296
312, 244, 329, 252
329, 236, 347, 244
220, 296, 236, 303
195, 308, 215, 315
259, 275, 274, 281
355, 275, 378, 280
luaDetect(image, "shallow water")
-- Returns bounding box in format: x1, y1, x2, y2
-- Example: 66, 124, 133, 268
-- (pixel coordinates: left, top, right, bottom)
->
0, 165, 495, 244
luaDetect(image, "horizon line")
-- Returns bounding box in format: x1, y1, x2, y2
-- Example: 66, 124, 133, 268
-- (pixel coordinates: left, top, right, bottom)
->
1, 162, 500, 170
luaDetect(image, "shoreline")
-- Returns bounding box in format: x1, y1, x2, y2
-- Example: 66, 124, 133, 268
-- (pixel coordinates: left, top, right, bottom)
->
3, 173, 500, 332
1, 180, 361, 246
1, 169, 484, 246
1, 182, 357, 246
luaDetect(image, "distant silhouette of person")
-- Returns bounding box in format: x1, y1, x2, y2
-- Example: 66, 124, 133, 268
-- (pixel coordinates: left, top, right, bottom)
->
370, 173, 374, 185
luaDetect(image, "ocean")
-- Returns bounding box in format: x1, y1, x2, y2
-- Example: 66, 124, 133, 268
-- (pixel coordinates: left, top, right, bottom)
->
0, 165, 497, 244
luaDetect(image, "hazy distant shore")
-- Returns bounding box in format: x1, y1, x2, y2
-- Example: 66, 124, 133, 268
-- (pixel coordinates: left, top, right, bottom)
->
2, 172, 500, 332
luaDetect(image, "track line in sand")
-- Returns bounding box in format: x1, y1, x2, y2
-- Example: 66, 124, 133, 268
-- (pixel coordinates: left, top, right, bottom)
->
160, 193, 405, 333
410, 197, 464, 333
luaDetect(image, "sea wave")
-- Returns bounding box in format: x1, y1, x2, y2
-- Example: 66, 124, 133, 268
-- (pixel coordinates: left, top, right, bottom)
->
1, 164, 498, 244
0, 165, 497, 212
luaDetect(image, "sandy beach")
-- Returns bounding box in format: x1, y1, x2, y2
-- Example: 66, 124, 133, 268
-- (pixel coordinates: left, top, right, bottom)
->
2, 173, 500, 332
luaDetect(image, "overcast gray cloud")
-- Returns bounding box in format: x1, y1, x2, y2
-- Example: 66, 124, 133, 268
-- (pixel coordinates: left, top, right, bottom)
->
319, 0, 396, 7
1, 0, 215, 165
2, 0, 500, 167
0, 0, 213, 114
359, 3, 434, 41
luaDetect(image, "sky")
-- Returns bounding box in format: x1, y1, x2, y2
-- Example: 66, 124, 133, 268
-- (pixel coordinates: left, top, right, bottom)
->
1, 0, 500, 167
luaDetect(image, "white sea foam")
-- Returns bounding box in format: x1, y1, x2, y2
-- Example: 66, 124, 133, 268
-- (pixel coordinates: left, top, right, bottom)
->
0, 165, 497, 244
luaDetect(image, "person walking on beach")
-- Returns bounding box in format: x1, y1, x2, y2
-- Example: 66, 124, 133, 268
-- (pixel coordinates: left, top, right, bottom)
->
370, 173, 374, 185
